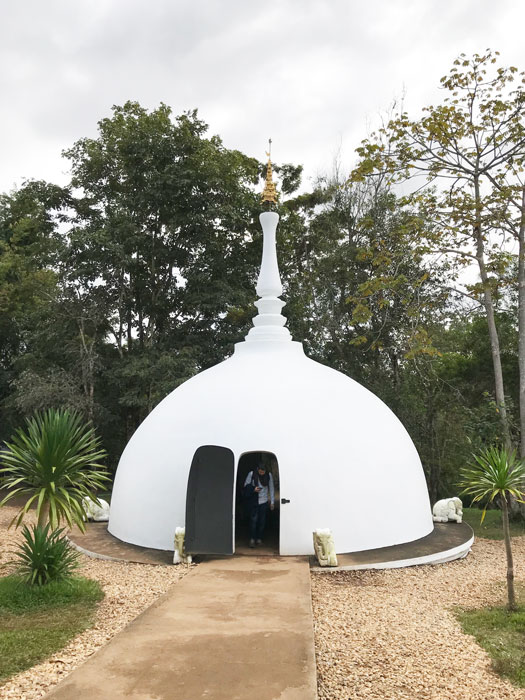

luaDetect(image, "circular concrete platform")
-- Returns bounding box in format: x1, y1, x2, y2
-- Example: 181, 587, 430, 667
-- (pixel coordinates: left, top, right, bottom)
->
69, 521, 473, 570
68, 522, 280, 564
69, 523, 174, 565
310, 522, 474, 572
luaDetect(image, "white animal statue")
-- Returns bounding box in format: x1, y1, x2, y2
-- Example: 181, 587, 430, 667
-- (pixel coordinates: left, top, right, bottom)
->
432, 497, 463, 523
173, 527, 192, 564
313, 528, 338, 567
82, 496, 110, 522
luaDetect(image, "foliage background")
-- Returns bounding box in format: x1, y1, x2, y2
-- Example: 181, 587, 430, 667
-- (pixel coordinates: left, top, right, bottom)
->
0, 89, 520, 501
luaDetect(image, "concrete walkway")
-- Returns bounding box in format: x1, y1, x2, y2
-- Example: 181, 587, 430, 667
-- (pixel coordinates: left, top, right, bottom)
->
45, 556, 317, 700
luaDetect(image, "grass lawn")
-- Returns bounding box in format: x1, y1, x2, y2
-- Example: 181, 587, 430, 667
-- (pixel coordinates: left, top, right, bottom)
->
462, 507, 525, 540
457, 603, 525, 688
0, 575, 104, 683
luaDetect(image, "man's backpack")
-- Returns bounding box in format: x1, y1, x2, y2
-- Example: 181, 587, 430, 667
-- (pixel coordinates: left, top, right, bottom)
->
242, 473, 258, 506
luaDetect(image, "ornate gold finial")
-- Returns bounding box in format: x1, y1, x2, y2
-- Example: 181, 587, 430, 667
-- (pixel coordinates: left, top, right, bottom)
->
261, 138, 278, 206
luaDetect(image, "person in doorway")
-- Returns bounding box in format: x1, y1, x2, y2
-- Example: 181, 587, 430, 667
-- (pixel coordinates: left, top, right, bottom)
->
244, 463, 275, 547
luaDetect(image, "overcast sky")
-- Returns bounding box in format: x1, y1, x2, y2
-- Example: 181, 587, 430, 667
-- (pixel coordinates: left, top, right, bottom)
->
1, 0, 524, 194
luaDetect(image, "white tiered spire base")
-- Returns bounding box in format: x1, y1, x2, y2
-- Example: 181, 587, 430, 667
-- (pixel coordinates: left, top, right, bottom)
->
245, 211, 291, 343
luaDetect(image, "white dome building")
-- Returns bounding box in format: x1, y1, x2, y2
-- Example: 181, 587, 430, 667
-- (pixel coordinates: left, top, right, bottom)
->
109, 163, 437, 558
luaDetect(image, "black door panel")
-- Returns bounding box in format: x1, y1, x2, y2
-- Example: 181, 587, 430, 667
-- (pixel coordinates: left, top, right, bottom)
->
185, 445, 234, 554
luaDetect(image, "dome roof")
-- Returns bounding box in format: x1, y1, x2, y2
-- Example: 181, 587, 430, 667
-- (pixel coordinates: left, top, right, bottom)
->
108, 339, 433, 554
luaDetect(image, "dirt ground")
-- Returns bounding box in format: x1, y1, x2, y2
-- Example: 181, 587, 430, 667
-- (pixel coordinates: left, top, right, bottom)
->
1, 501, 524, 699
311, 536, 525, 700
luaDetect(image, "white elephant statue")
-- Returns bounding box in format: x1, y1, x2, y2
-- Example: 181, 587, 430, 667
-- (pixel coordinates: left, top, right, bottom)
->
173, 527, 192, 564
313, 528, 338, 567
432, 497, 463, 523
82, 496, 110, 522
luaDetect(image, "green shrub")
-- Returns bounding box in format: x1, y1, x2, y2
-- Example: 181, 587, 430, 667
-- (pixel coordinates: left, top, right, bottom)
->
12, 523, 80, 586
0, 407, 109, 530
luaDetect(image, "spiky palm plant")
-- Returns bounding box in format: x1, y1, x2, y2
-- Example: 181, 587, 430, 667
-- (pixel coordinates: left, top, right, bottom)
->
13, 523, 81, 585
0, 408, 109, 532
459, 446, 525, 612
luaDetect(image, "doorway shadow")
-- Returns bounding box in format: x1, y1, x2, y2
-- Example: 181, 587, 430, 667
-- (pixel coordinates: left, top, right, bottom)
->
235, 451, 280, 555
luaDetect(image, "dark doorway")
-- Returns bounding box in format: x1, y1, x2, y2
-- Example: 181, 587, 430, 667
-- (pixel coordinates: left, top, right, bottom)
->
235, 451, 280, 554
185, 445, 234, 555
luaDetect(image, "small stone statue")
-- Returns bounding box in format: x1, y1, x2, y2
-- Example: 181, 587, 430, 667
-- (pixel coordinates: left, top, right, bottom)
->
82, 496, 110, 522
313, 528, 338, 567
432, 497, 463, 523
173, 527, 192, 564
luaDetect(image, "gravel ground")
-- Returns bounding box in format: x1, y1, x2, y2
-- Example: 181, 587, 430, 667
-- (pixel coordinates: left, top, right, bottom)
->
0, 505, 191, 700
1, 501, 524, 699
311, 535, 525, 700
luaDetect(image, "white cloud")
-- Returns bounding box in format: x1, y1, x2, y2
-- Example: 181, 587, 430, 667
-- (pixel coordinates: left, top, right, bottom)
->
0, 0, 524, 192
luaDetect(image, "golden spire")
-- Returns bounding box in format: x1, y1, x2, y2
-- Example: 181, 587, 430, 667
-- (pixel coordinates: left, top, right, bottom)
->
261, 138, 278, 206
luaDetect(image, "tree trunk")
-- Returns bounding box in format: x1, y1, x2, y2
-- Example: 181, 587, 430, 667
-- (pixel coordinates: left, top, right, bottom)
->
500, 494, 517, 612
390, 350, 399, 389
116, 269, 125, 358
474, 176, 512, 451
518, 186, 525, 459
78, 316, 95, 422
477, 254, 510, 448
423, 387, 440, 504
37, 501, 50, 529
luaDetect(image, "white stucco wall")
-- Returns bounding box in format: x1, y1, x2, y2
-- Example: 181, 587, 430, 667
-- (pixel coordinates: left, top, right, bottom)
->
108, 339, 433, 555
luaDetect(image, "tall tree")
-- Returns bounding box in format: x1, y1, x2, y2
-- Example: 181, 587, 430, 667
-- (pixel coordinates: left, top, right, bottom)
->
281, 170, 446, 386
64, 103, 260, 357
351, 50, 525, 451
61, 103, 269, 440
278, 168, 461, 497
0, 181, 67, 438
